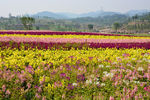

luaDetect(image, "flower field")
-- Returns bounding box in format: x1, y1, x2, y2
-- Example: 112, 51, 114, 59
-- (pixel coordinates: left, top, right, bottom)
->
0, 31, 150, 99
0, 30, 133, 36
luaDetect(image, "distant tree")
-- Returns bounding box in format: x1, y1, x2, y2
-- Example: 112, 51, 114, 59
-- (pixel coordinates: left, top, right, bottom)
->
9, 13, 12, 18
88, 24, 94, 30
132, 14, 138, 21
36, 26, 40, 30
113, 22, 121, 32
20, 16, 35, 30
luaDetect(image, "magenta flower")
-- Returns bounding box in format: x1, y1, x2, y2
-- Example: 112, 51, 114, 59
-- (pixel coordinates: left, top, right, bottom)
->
51, 71, 56, 75
77, 74, 85, 82
67, 84, 74, 90
66, 76, 70, 80
130, 90, 135, 98
27, 83, 31, 89
60, 73, 66, 78
54, 81, 62, 88
88, 57, 93, 60
38, 87, 42, 93
2, 85, 6, 92
144, 86, 150, 92
40, 80, 45, 85
40, 76, 45, 85
35, 93, 41, 99
123, 87, 127, 93
115, 81, 118, 86
34, 85, 39, 89
42, 96, 46, 100
138, 93, 143, 98
44, 67, 48, 71
5, 89, 11, 95
25, 65, 34, 74
109, 96, 114, 100
134, 86, 138, 92
135, 96, 138, 100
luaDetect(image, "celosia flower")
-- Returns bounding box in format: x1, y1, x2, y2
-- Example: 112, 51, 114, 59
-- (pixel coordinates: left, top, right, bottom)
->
86, 80, 92, 84
5, 89, 11, 95
54, 82, 62, 88
123, 87, 127, 93
60, 73, 66, 78
135, 95, 138, 100
144, 86, 150, 92
42, 96, 46, 100
99, 64, 104, 68
67, 84, 74, 90
103, 71, 108, 74
88, 57, 93, 60
134, 86, 138, 92
72, 83, 77, 86
133, 81, 140, 84
112, 62, 117, 64
2, 85, 6, 92
65, 64, 72, 71
101, 83, 105, 86
106, 65, 110, 68
138, 93, 143, 98
115, 81, 118, 86
35, 93, 41, 99
44, 67, 48, 71
109, 96, 114, 100
27, 83, 31, 89
66, 76, 70, 80
104, 72, 114, 78
39, 76, 45, 85
38, 87, 42, 93
77, 74, 85, 82
123, 80, 129, 85
94, 82, 100, 85
25, 65, 34, 74
34, 85, 39, 89
137, 67, 144, 71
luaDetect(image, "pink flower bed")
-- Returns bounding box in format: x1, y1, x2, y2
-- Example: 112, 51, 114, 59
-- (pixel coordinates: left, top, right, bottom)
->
1, 36, 150, 43
0, 36, 150, 49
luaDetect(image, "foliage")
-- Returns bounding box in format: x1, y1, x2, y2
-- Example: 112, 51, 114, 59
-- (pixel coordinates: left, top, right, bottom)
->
20, 16, 35, 30
113, 22, 121, 32
0, 32, 150, 99
0, 48, 150, 99
88, 24, 94, 30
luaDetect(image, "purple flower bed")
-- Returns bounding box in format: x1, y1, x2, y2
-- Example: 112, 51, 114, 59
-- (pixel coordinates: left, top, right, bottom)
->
0, 30, 136, 37
0, 41, 150, 49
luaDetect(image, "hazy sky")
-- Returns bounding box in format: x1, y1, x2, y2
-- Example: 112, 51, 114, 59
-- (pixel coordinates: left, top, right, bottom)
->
0, 0, 150, 17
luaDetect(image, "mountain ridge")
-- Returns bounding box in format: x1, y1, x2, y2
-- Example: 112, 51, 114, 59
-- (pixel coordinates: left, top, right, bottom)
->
31, 9, 150, 19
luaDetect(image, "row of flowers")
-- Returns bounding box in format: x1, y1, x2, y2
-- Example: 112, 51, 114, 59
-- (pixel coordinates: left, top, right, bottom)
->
0, 37, 150, 49
1, 41, 150, 49
0, 48, 150, 99
1, 34, 150, 39
0, 30, 136, 37
1, 36, 150, 43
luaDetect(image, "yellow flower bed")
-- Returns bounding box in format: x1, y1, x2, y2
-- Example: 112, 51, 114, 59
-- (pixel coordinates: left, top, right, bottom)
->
0, 48, 150, 69
1, 34, 150, 39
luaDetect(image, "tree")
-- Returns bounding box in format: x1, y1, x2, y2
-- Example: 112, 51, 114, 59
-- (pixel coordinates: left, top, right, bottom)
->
113, 22, 120, 32
36, 26, 40, 30
132, 14, 138, 21
20, 16, 35, 30
9, 13, 12, 18
88, 24, 94, 30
